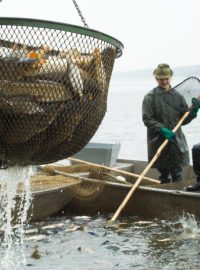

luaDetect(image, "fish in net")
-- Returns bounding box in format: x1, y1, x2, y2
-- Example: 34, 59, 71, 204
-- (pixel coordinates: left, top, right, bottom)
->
0, 18, 123, 167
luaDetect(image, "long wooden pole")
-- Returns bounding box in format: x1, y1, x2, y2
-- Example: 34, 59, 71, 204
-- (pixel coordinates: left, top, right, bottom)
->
53, 169, 132, 189
68, 157, 160, 184
110, 110, 191, 222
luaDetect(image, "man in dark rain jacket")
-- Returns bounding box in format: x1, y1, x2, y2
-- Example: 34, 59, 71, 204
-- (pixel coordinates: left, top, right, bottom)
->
186, 95, 200, 191
142, 64, 198, 184
187, 142, 200, 191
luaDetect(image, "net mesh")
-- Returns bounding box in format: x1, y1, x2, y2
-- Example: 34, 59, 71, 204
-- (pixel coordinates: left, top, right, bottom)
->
165, 77, 200, 111
173, 77, 200, 106
0, 19, 122, 167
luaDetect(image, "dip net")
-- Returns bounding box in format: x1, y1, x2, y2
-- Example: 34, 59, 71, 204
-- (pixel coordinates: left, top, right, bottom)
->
0, 18, 123, 167
164, 77, 200, 110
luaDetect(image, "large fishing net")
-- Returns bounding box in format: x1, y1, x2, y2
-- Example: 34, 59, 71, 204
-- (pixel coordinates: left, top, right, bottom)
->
0, 18, 123, 167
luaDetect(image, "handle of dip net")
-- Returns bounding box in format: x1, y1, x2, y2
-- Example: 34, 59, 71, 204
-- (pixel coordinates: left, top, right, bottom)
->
68, 157, 160, 184
110, 110, 191, 222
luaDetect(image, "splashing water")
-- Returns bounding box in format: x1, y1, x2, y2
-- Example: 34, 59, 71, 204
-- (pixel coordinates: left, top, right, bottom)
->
0, 166, 36, 270
176, 213, 200, 240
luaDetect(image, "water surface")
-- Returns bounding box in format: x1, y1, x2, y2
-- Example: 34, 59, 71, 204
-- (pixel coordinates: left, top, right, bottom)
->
24, 214, 200, 270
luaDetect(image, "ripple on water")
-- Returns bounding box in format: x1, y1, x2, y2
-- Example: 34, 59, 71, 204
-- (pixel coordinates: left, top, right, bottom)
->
20, 214, 200, 270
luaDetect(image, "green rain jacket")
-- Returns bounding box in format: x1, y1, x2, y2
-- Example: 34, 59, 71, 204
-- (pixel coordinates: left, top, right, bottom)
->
142, 86, 196, 169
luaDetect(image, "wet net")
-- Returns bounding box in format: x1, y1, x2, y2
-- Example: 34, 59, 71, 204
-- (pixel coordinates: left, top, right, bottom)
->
175, 77, 200, 106
0, 18, 123, 167
164, 77, 200, 111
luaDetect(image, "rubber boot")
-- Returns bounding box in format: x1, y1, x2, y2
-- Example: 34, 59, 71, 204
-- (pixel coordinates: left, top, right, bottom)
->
158, 168, 171, 184
171, 167, 182, 183
186, 177, 200, 192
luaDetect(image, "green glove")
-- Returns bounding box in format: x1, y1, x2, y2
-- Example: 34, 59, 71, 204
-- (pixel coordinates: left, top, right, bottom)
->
160, 127, 175, 142
192, 97, 200, 108
191, 97, 200, 117
191, 107, 198, 117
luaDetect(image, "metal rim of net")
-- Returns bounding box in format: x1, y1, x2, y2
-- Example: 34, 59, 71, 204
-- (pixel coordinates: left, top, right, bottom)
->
0, 17, 124, 57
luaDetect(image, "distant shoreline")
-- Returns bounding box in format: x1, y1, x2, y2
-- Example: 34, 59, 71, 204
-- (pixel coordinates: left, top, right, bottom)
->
113, 65, 200, 79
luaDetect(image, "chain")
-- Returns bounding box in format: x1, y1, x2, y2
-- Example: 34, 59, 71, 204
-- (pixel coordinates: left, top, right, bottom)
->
72, 0, 89, 28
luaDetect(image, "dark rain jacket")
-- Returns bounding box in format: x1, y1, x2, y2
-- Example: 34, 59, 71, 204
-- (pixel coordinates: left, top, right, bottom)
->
142, 86, 196, 169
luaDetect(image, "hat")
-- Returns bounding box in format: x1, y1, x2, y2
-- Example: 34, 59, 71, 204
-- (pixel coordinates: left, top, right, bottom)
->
153, 64, 173, 79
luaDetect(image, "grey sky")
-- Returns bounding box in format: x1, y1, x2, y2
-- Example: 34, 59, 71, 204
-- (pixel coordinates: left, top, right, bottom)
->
0, 0, 200, 71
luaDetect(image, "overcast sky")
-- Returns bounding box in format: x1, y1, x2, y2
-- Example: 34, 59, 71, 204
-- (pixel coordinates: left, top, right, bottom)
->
0, 0, 200, 72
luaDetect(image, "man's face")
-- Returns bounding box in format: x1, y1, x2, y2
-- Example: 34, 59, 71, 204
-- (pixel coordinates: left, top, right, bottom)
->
156, 77, 171, 90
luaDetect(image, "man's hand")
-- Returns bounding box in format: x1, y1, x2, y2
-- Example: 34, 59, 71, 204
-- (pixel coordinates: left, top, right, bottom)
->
192, 97, 200, 108
160, 127, 176, 142
190, 97, 200, 117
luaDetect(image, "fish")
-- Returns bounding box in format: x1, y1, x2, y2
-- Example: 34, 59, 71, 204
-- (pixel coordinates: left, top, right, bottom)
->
0, 57, 38, 80
0, 45, 49, 80
31, 245, 41, 259
1, 97, 45, 114
74, 48, 107, 91
0, 80, 72, 102
93, 48, 107, 90
134, 221, 153, 225
65, 225, 85, 232
67, 60, 83, 97
157, 238, 172, 242
0, 84, 67, 143
0, 47, 16, 58
77, 246, 94, 254
59, 49, 91, 66
27, 45, 50, 60
27, 55, 84, 98
27, 45, 51, 69
26, 235, 46, 241
42, 223, 64, 230
0, 46, 29, 59
28, 56, 69, 81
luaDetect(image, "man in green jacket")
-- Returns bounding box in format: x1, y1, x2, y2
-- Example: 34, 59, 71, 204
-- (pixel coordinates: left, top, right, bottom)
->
142, 64, 197, 183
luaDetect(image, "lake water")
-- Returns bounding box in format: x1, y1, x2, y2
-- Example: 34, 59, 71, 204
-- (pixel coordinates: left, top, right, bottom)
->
2, 77, 200, 270
24, 214, 200, 270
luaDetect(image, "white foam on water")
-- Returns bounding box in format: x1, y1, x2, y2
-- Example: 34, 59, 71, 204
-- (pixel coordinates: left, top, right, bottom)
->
175, 213, 200, 240
0, 166, 36, 270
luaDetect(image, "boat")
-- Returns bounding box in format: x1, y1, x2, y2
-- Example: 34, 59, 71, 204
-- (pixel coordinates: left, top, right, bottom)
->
15, 173, 80, 222
13, 140, 199, 221
41, 158, 200, 220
